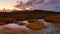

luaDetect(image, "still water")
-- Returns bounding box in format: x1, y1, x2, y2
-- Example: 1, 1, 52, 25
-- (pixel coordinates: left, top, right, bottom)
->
0, 19, 60, 34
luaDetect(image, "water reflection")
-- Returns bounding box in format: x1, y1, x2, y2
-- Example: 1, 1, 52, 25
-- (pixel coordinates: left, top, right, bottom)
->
0, 19, 60, 34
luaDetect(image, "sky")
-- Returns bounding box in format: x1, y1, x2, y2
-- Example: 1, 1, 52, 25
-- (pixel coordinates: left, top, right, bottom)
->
0, 0, 16, 10
15, 0, 60, 12
0, 0, 60, 12
0, 0, 29, 10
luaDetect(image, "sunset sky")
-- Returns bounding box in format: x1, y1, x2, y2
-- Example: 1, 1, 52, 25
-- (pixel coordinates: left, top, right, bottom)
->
0, 0, 60, 12
0, 0, 16, 10
0, 0, 29, 10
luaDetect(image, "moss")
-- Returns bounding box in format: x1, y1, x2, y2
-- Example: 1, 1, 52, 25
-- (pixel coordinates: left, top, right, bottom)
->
0, 22, 6, 25
16, 21, 26, 26
0, 30, 14, 34
26, 20, 47, 30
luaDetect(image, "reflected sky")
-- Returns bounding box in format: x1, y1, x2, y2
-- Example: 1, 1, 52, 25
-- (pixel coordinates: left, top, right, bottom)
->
0, 19, 60, 34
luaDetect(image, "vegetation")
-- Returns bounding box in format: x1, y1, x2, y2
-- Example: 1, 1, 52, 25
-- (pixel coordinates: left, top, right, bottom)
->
16, 21, 26, 26
43, 15, 60, 25
0, 30, 14, 34
26, 19, 47, 30
0, 10, 60, 25
0, 22, 6, 25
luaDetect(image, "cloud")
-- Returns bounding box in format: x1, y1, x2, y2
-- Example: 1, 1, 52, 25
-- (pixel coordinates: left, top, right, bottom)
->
15, 0, 60, 12
34, 0, 44, 4
25, 0, 33, 5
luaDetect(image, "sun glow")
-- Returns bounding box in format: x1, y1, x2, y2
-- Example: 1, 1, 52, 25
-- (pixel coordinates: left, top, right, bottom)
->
0, 0, 31, 11
0, 5, 15, 10
0, 4, 31, 11
15, 8, 22, 11
0, 8, 3, 10
26, 7, 31, 10
0, 7, 14, 10
0, 4, 23, 11
0, 7, 31, 11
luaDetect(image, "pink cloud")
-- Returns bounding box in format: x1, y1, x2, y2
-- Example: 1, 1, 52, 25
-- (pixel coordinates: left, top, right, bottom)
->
15, 0, 60, 12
